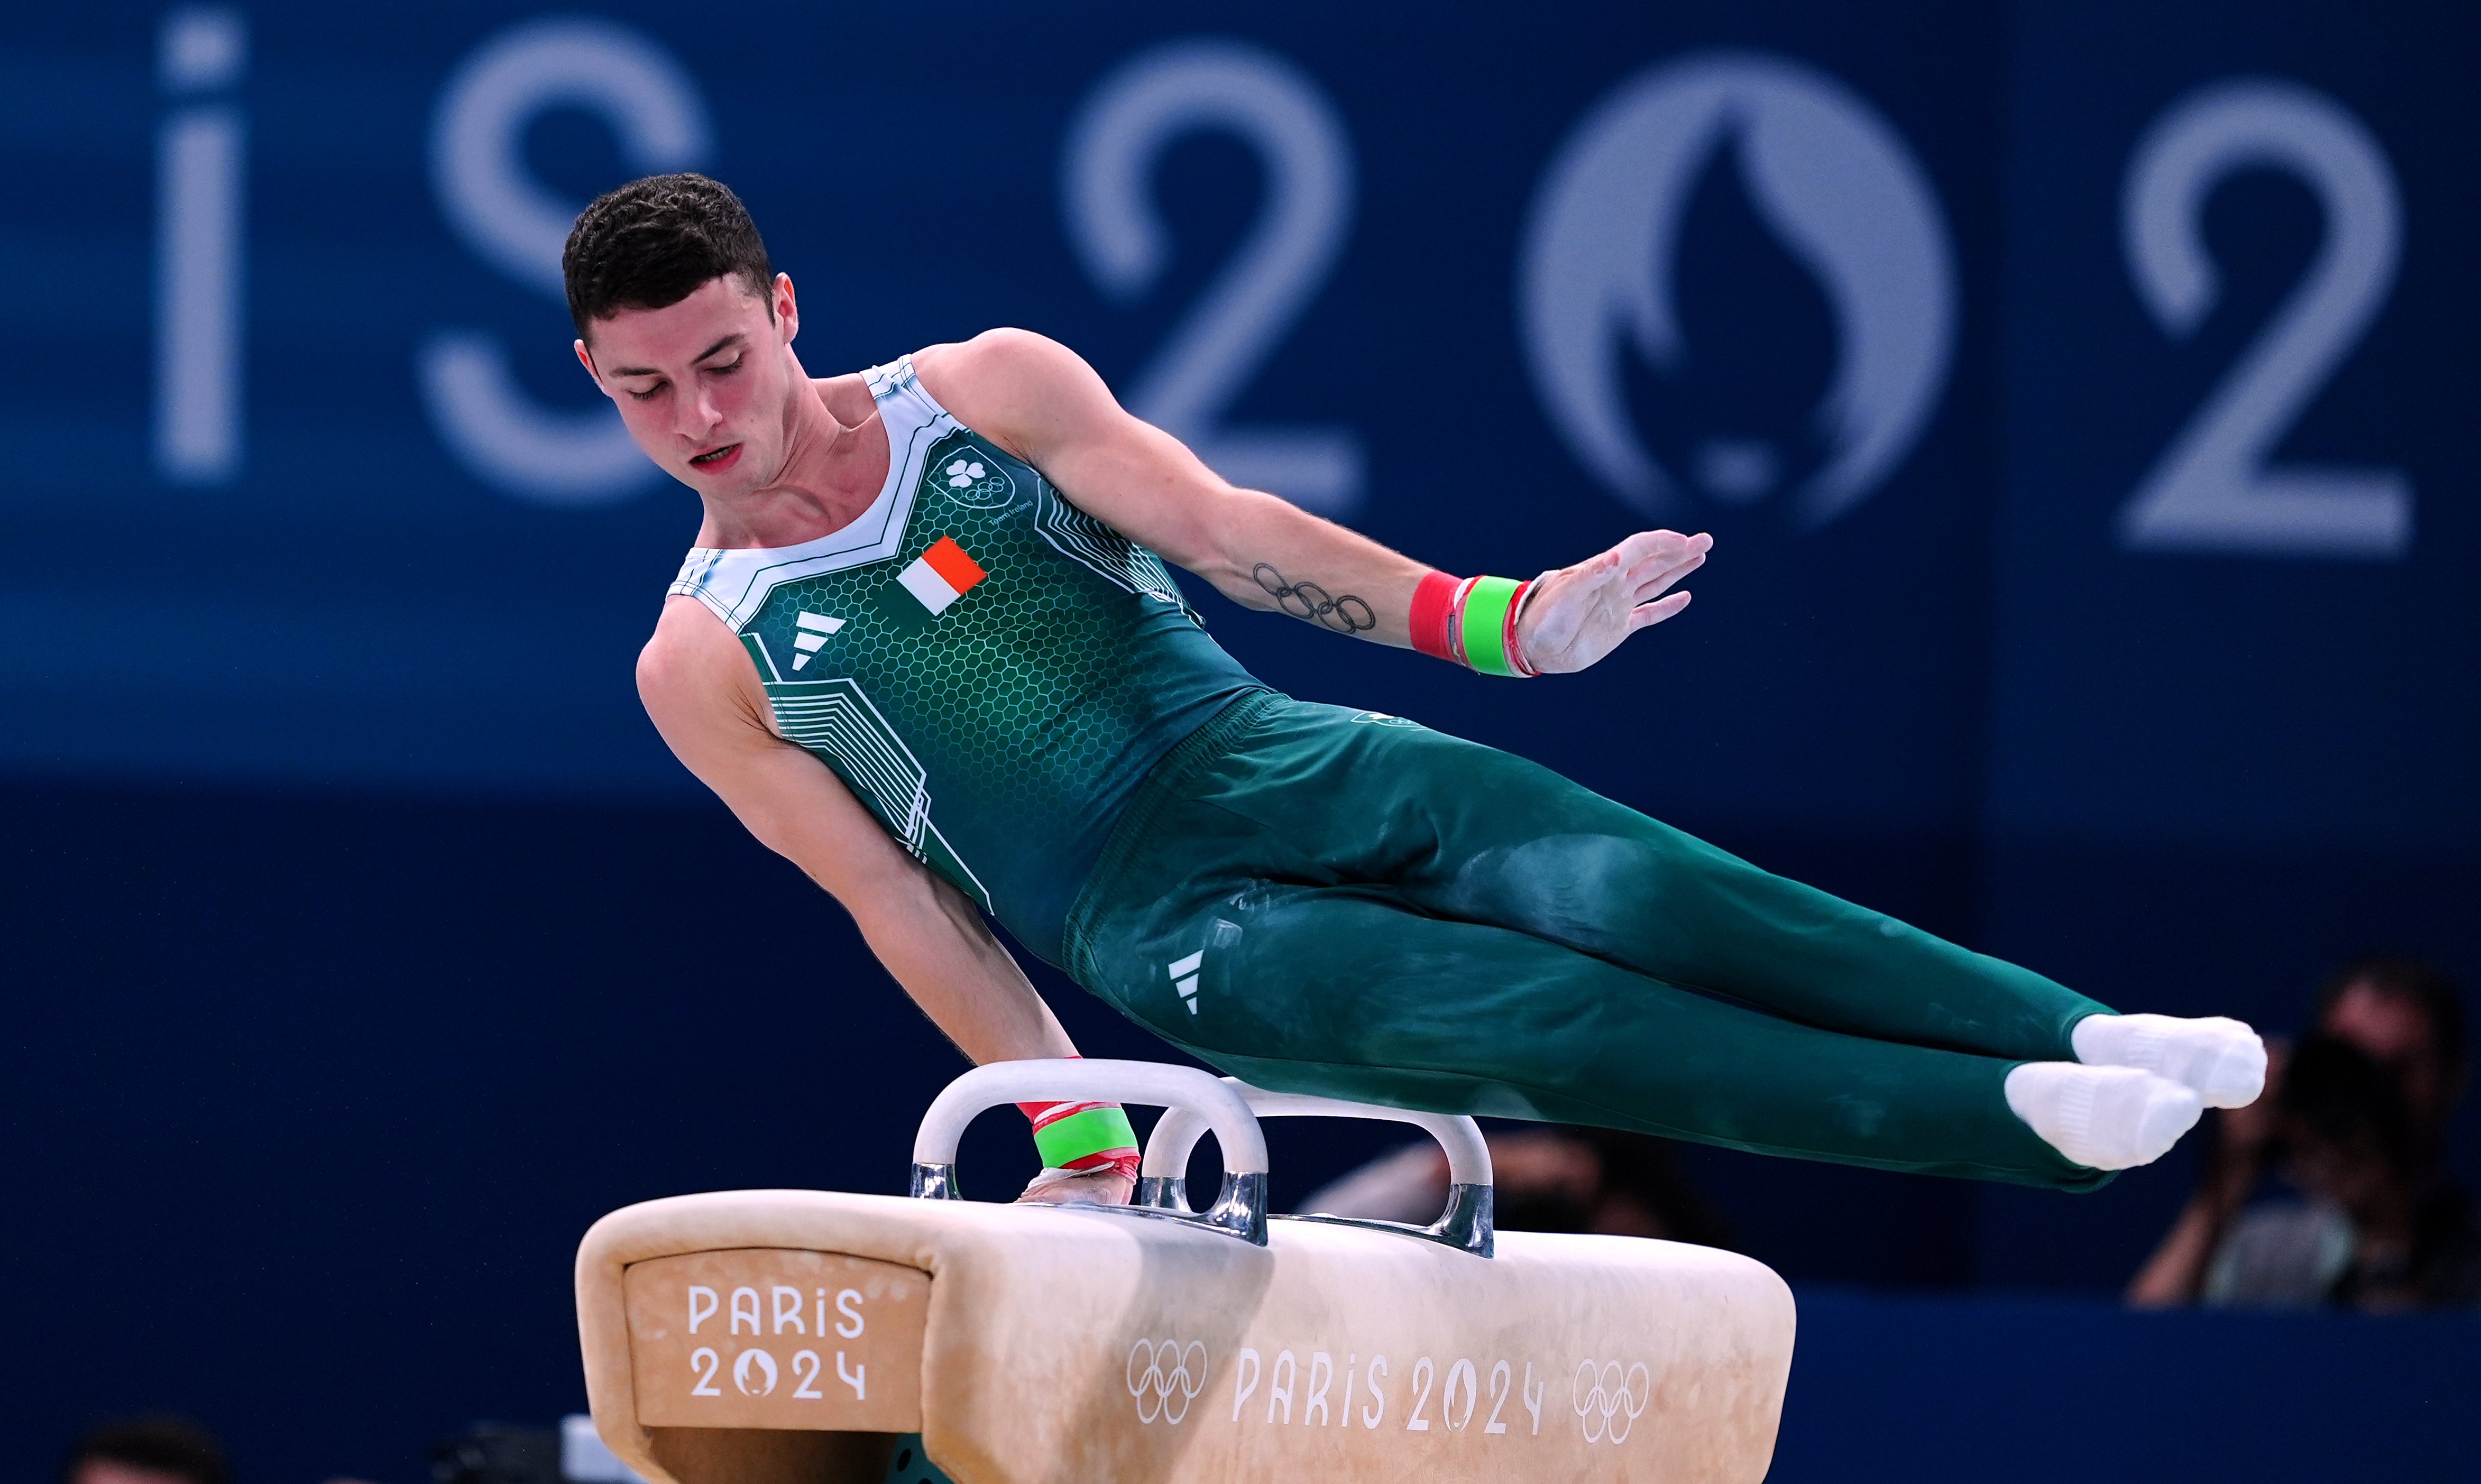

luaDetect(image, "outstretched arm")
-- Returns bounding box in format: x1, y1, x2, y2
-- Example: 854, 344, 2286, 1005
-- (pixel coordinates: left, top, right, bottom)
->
915, 329, 1710, 674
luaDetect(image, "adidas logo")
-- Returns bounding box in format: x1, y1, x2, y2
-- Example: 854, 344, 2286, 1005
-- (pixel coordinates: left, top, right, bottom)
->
1167, 951, 1203, 1015
790, 611, 844, 671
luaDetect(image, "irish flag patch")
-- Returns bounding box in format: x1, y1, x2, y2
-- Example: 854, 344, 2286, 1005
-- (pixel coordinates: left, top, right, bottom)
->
876, 536, 988, 632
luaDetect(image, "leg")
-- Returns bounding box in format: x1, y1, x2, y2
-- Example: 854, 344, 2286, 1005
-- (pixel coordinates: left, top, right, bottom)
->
1077, 876, 2103, 1190
1171, 704, 2110, 1062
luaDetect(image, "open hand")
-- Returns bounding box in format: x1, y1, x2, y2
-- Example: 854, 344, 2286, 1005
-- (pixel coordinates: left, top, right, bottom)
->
1518, 530, 1711, 675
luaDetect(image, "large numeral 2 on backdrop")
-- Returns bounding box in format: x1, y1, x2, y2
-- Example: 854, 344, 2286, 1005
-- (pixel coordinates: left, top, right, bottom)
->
2118, 78, 2409, 559
419, 19, 712, 506
1062, 39, 1363, 517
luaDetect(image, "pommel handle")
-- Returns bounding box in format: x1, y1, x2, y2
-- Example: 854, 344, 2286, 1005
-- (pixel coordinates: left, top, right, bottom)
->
907, 1059, 1270, 1244
1141, 1081, 1496, 1257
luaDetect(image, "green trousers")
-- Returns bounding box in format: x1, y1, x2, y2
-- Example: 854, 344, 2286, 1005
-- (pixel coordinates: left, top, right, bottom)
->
1063, 694, 2114, 1191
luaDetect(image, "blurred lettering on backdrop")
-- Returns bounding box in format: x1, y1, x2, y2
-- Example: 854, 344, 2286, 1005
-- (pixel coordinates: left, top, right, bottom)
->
5, 5, 2478, 1474
2, 1, 2470, 909
12, 0, 2464, 872
7, 0, 2465, 856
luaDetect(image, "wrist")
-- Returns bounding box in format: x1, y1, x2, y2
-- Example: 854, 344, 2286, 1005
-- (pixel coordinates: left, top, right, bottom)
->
1016, 1055, 1141, 1175
1410, 570, 1539, 677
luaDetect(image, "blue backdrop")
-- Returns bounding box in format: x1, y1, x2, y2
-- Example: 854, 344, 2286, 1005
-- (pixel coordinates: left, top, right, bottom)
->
3, 2, 2474, 1481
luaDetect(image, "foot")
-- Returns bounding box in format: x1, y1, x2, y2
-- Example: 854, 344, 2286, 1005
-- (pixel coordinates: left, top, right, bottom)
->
2070, 1013, 2267, 1108
2004, 1062, 2202, 1171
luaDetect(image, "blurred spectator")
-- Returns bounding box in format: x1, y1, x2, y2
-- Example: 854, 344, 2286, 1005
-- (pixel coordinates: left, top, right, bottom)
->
62, 1417, 230, 1484
1297, 1125, 1734, 1247
430, 1424, 560, 1484
2128, 956, 2477, 1311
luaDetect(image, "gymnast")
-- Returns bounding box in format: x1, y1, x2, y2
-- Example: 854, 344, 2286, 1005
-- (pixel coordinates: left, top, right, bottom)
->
568, 172, 2264, 1204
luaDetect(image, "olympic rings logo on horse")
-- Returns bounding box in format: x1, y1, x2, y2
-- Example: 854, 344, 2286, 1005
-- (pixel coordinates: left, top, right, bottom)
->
1126, 1338, 1209, 1423
1571, 1359, 1651, 1442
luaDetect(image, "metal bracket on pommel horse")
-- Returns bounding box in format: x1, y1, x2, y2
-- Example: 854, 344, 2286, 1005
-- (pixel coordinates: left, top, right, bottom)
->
575, 1060, 1797, 1484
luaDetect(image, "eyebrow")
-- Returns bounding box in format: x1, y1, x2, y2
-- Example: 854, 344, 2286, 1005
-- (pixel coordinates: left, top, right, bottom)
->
607, 333, 745, 380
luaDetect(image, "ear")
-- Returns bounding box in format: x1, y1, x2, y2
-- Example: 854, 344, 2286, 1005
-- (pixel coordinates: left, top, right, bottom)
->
575, 339, 612, 398
775, 272, 799, 344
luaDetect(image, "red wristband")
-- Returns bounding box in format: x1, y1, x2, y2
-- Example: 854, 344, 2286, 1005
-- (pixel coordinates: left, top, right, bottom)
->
1410, 571, 1460, 660
1503, 579, 1537, 677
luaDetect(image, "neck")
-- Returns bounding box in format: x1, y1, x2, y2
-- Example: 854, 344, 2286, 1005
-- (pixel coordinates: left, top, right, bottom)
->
694, 374, 887, 549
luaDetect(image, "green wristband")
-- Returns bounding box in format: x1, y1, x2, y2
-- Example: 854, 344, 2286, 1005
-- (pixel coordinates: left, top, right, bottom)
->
1458, 575, 1526, 677
1032, 1104, 1138, 1168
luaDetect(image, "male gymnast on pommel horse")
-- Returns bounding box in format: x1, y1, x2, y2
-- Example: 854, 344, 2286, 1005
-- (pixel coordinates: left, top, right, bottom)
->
569, 173, 2264, 1204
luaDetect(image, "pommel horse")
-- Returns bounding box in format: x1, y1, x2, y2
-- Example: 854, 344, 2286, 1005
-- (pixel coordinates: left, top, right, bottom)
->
575, 1061, 1796, 1484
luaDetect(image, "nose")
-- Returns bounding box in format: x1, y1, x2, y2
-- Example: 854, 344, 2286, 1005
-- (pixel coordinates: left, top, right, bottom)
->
674, 385, 722, 442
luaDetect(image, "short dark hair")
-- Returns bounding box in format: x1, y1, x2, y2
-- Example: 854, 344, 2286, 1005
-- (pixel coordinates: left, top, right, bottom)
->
2317, 955, 2468, 1074
562, 172, 774, 337
64, 1416, 230, 1484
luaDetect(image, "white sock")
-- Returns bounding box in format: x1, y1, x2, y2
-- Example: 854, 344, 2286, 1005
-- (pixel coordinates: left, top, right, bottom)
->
2070, 1012, 2266, 1108
2004, 1063, 2201, 1170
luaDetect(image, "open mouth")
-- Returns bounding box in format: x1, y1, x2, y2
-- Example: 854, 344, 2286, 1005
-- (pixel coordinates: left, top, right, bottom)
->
687, 443, 742, 474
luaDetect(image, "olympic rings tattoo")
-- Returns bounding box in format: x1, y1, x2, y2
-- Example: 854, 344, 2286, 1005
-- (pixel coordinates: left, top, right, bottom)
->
1253, 563, 1377, 634
1126, 1338, 1208, 1423
1572, 1359, 1651, 1443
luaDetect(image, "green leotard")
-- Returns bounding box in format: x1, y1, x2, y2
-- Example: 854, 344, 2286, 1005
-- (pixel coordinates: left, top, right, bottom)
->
671, 355, 2112, 1192
669, 356, 1262, 963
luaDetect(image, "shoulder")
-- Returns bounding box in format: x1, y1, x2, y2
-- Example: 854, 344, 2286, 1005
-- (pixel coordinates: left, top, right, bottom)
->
914, 327, 1092, 388
912, 329, 1118, 458
638, 595, 763, 727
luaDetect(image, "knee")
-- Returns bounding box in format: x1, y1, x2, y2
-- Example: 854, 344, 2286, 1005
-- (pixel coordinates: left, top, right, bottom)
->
1439, 833, 1669, 950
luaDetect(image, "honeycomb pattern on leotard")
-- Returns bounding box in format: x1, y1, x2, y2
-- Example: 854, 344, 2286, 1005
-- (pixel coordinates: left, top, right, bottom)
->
736, 426, 1261, 958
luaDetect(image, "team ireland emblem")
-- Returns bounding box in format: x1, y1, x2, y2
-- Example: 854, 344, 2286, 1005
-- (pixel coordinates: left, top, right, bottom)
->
935, 444, 1016, 508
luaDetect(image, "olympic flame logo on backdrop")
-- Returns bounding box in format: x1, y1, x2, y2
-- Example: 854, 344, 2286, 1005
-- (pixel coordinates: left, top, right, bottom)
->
1520, 50, 1957, 529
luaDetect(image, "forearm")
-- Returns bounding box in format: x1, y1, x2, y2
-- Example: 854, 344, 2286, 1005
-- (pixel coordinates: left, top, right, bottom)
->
851, 868, 1076, 1066
1174, 486, 1431, 646
848, 862, 1140, 1201
842, 862, 1138, 1203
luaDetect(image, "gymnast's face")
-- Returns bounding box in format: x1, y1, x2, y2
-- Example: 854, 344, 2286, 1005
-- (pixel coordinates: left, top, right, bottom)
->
577, 272, 803, 496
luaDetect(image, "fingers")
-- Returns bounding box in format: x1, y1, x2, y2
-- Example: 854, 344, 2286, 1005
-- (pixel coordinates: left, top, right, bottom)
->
1625, 591, 1692, 630
1608, 529, 1712, 569
1612, 531, 1710, 592
1018, 1167, 1137, 1205
1533, 532, 1707, 661
1628, 550, 1705, 603
1561, 531, 1708, 594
